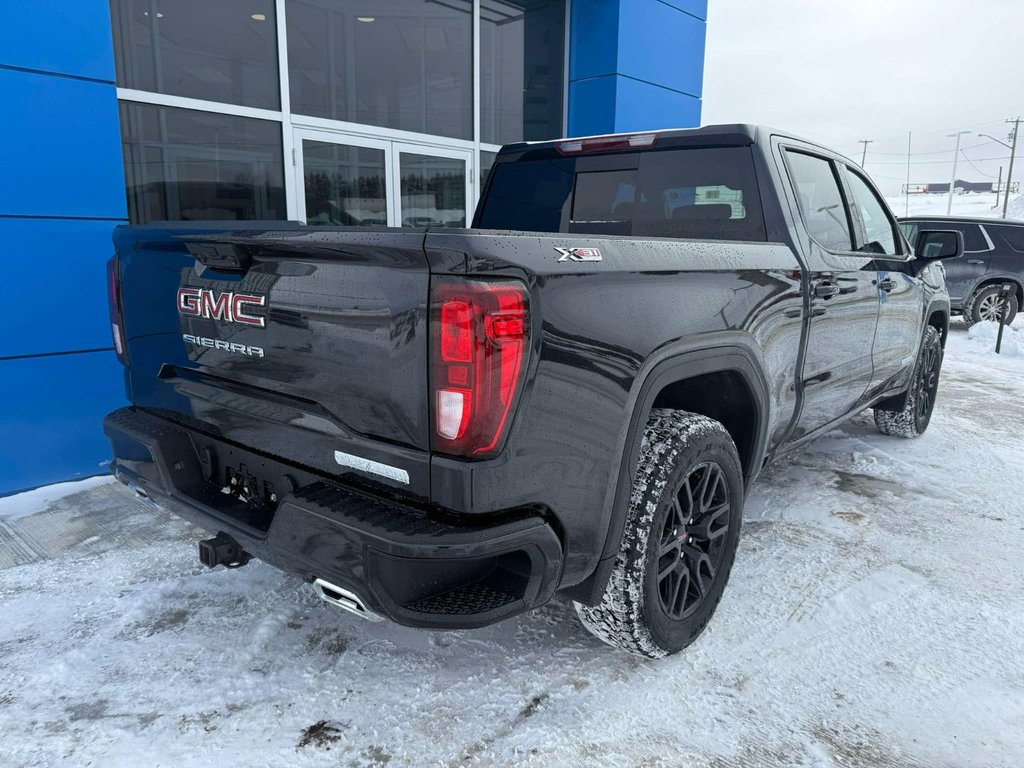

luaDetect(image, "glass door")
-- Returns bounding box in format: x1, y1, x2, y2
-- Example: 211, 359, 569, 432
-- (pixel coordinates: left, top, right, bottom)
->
294, 131, 473, 228
294, 129, 391, 226
393, 144, 473, 229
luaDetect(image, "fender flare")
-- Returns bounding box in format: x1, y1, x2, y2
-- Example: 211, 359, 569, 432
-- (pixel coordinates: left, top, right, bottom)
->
565, 333, 772, 604
965, 274, 1024, 306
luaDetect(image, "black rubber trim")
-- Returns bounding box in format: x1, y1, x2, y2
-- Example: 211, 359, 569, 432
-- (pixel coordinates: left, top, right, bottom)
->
104, 407, 563, 629
564, 341, 770, 605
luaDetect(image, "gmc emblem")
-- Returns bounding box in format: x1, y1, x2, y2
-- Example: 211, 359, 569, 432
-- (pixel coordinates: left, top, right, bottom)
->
177, 288, 266, 328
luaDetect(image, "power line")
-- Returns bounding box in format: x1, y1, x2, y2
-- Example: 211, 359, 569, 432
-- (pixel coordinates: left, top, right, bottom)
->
867, 155, 1011, 165
959, 150, 998, 179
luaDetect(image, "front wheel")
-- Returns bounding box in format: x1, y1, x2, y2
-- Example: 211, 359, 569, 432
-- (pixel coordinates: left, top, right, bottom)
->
574, 410, 744, 658
964, 285, 1018, 328
874, 325, 943, 438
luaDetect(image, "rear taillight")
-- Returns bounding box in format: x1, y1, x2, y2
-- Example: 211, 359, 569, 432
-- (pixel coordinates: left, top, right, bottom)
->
107, 256, 126, 364
431, 280, 529, 458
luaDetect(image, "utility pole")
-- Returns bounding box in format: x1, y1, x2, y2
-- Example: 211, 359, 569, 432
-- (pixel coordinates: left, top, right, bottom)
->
1003, 117, 1020, 219
905, 132, 912, 217
947, 131, 970, 215
858, 139, 874, 167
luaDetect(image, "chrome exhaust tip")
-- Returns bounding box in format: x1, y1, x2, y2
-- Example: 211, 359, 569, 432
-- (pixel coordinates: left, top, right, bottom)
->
312, 578, 383, 622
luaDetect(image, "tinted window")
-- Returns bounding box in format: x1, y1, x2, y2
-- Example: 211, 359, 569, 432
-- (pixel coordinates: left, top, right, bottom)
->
477, 147, 767, 241
110, 0, 279, 109
899, 222, 918, 245
785, 151, 853, 252
120, 103, 286, 224
480, 1, 565, 144
287, 0, 472, 139
480, 150, 498, 189
478, 156, 573, 231
988, 224, 1024, 252
907, 221, 987, 251
844, 167, 897, 255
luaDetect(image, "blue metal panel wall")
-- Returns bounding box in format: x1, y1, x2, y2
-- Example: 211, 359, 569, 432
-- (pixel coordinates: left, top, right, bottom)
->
567, 0, 707, 136
0, 1, 126, 494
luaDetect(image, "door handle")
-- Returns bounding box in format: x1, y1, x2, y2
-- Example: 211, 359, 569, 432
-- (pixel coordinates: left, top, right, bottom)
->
813, 282, 840, 298
878, 277, 897, 292
967, 259, 985, 265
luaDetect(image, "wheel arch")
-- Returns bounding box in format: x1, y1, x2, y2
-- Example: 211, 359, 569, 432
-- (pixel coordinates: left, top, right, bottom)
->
969, 276, 1024, 309
565, 336, 771, 605
926, 305, 950, 347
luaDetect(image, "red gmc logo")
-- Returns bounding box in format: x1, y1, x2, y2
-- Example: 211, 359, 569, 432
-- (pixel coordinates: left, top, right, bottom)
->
177, 288, 266, 328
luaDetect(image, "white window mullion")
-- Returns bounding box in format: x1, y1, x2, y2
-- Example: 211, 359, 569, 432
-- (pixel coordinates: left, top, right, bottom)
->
276, 0, 299, 220
473, 0, 482, 208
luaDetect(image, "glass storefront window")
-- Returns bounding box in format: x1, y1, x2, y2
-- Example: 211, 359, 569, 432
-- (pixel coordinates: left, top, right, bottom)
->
302, 142, 388, 226
480, 150, 498, 189
480, 0, 565, 144
119, 103, 287, 224
110, 0, 280, 109
287, 0, 473, 140
399, 153, 467, 228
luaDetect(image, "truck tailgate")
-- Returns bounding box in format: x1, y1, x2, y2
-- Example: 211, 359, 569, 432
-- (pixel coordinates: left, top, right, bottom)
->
114, 224, 431, 499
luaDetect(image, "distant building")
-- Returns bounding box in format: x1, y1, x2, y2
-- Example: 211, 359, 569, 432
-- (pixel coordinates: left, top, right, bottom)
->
903, 180, 1020, 195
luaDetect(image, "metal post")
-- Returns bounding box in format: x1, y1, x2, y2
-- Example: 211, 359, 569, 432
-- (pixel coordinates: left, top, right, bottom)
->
994, 166, 1002, 210
1002, 118, 1020, 219
947, 131, 969, 215
905, 132, 912, 217
858, 139, 873, 167
995, 283, 1013, 354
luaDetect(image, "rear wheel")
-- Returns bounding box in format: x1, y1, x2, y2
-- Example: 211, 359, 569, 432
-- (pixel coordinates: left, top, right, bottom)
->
874, 325, 942, 438
574, 410, 744, 658
964, 285, 1018, 328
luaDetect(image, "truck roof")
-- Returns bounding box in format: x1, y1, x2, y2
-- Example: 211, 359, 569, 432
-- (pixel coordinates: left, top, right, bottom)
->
498, 123, 856, 165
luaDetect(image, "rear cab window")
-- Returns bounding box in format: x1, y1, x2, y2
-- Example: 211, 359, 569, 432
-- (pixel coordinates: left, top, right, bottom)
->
476, 146, 767, 242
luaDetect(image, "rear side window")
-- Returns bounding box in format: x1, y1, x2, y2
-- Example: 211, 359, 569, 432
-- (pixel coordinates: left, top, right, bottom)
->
990, 224, 1024, 252
477, 147, 767, 241
904, 221, 988, 251
784, 150, 853, 252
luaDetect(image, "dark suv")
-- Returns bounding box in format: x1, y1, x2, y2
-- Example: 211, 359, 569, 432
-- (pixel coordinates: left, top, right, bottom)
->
900, 216, 1024, 326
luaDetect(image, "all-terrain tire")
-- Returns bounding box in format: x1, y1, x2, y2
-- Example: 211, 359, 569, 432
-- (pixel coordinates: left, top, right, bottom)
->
873, 325, 943, 438
574, 409, 744, 658
963, 284, 1018, 328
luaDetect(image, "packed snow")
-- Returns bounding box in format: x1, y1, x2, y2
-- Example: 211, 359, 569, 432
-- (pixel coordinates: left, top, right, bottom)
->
2, 320, 1023, 767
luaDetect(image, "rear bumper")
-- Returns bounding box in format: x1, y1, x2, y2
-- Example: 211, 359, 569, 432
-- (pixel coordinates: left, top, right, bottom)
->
104, 407, 563, 629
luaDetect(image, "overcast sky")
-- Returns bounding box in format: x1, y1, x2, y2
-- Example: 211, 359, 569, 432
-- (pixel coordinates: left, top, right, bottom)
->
701, 0, 1024, 194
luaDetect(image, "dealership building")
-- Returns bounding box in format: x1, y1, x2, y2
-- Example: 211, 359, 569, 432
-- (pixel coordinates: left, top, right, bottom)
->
0, 0, 707, 494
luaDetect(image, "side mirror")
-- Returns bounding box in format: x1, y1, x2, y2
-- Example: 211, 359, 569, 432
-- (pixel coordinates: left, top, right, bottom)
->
915, 229, 964, 261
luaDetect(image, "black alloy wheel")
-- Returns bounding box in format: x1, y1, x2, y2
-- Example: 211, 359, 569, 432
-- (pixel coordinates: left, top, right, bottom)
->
916, 338, 942, 423
656, 461, 732, 620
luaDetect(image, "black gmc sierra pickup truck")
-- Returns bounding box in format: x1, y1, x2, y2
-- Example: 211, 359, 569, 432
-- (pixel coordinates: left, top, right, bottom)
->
104, 125, 963, 657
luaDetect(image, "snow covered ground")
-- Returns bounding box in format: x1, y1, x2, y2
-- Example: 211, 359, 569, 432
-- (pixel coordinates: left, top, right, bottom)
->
2, 320, 1024, 767
885, 190, 1024, 221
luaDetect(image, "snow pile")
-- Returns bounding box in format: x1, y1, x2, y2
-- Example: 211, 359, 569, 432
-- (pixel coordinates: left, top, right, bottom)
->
964, 320, 1024, 358
1006, 193, 1024, 221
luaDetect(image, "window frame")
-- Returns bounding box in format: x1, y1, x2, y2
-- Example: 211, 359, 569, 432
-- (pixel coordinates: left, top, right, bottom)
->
779, 147, 859, 256
839, 163, 908, 260
903, 220, 995, 254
